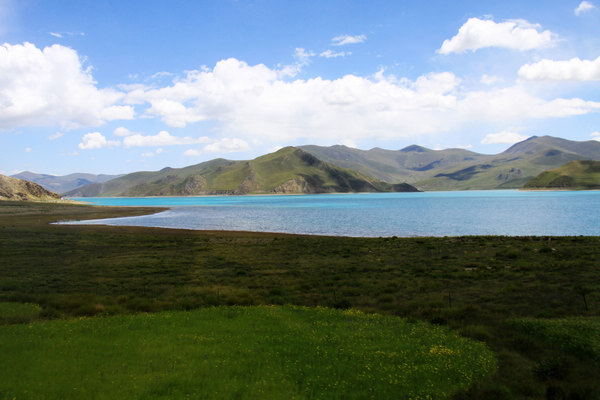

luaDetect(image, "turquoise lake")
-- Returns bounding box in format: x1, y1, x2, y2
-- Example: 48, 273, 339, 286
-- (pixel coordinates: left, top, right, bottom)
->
67, 190, 600, 237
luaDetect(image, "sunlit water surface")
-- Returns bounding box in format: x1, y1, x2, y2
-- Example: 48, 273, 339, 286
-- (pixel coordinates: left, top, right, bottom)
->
64, 190, 600, 237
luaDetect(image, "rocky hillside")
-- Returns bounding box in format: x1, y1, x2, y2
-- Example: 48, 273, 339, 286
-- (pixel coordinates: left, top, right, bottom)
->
66, 147, 419, 197
0, 175, 63, 201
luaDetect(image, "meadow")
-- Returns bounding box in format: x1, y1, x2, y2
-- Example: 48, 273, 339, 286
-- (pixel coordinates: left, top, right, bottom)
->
0, 201, 599, 398
0, 305, 496, 399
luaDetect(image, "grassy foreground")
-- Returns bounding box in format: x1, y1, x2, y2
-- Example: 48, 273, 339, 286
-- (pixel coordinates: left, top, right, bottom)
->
0, 305, 495, 399
1, 201, 600, 398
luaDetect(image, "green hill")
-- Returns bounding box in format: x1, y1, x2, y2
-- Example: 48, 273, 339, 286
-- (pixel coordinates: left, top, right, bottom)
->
66, 147, 419, 197
302, 136, 600, 190
523, 160, 600, 190
0, 175, 63, 202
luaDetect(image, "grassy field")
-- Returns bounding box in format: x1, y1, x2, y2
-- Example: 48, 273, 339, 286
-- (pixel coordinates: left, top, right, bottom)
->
0, 305, 495, 399
1, 201, 599, 398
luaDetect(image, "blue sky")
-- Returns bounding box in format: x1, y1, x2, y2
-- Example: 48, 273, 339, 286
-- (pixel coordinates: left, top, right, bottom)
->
1, 0, 599, 175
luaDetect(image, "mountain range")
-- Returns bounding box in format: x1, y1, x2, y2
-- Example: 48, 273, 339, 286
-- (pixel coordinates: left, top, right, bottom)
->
301, 136, 600, 190
12, 135, 600, 197
11, 171, 122, 194
64, 147, 419, 197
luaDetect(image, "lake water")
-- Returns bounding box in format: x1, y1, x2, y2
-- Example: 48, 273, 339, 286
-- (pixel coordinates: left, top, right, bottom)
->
66, 190, 600, 237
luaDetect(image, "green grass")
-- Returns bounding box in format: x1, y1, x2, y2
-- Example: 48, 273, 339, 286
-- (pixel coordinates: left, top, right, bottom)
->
507, 317, 600, 364
1, 201, 600, 398
0, 305, 496, 400
0, 302, 41, 324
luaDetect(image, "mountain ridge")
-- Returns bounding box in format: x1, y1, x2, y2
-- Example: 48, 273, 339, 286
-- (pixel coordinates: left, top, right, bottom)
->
301, 136, 600, 190
65, 147, 419, 197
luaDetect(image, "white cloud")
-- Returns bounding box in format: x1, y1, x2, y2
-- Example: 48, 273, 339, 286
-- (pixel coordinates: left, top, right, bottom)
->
575, 1, 596, 15
203, 138, 250, 153
141, 152, 154, 157
122, 130, 210, 148
519, 56, 600, 81
0, 42, 131, 130
113, 126, 135, 137
454, 144, 473, 149
49, 32, 63, 38
340, 139, 358, 148
124, 58, 600, 145
277, 48, 314, 78
25, 147, 31, 152
591, 131, 600, 141
267, 145, 283, 153
332, 34, 366, 46
183, 149, 201, 157
481, 131, 530, 145
481, 74, 501, 85
320, 50, 350, 58
438, 18, 556, 54
48, 132, 64, 140
78, 132, 120, 150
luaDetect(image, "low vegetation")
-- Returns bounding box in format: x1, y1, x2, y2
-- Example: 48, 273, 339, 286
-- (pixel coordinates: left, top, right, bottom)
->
1, 201, 599, 398
0, 305, 495, 399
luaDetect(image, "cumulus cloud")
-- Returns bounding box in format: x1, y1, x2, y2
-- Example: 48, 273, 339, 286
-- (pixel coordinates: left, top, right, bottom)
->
320, 50, 350, 58
123, 58, 600, 144
332, 34, 366, 46
438, 18, 556, 54
203, 138, 250, 153
519, 56, 600, 81
481, 131, 530, 145
0, 42, 133, 130
591, 131, 600, 141
78, 132, 120, 150
122, 130, 210, 148
575, 1, 596, 15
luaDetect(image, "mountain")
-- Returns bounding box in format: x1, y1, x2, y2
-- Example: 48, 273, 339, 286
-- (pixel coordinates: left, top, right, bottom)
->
302, 136, 600, 190
11, 171, 122, 194
65, 147, 419, 197
0, 175, 63, 201
522, 160, 600, 190
300, 144, 487, 184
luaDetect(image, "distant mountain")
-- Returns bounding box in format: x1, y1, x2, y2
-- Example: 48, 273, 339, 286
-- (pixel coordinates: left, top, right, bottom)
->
0, 175, 62, 201
65, 147, 419, 197
11, 171, 123, 194
300, 144, 487, 184
302, 136, 600, 190
523, 160, 600, 190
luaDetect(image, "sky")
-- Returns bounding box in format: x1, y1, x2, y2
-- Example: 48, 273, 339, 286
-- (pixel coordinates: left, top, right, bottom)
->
1, 0, 600, 176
